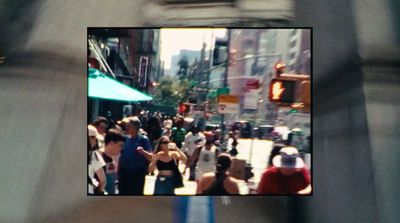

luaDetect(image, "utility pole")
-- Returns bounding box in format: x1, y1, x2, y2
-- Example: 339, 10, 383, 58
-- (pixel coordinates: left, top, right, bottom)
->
220, 29, 231, 152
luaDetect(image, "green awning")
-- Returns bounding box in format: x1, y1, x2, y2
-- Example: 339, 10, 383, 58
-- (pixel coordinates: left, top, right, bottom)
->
88, 68, 153, 102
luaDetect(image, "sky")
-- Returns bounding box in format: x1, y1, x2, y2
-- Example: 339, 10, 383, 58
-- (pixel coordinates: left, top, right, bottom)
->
160, 28, 227, 70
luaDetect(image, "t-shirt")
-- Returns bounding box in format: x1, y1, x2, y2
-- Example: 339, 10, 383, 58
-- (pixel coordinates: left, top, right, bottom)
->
183, 132, 206, 156
119, 135, 152, 170
256, 166, 311, 194
88, 151, 106, 194
171, 127, 186, 143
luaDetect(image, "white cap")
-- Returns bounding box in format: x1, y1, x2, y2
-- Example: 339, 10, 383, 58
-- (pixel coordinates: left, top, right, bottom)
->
272, 146, 305, 169
88, 125, 98, 137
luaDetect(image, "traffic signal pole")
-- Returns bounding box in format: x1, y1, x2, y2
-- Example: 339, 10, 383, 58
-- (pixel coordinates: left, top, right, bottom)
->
220, 29, 231, 152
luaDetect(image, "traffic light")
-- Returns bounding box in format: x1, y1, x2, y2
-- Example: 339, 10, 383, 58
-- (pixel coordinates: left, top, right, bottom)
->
269, 78, 297, 103
178, 103, 191, 114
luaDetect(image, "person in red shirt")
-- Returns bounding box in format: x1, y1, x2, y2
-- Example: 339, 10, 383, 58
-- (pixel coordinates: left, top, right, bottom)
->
257, 146, 311, 194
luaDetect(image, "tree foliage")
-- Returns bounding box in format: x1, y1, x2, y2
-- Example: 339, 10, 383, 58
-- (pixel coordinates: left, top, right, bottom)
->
153, 76, 192, 107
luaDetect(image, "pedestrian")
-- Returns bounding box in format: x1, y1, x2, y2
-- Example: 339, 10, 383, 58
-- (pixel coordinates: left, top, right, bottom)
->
196, 153, 240, 195
257, 146, 312, 194
229, 137, 239, 157
100, 129, 125, 195
162, 119, 173, 137
145, 116, 163, 150
88, 125, 106, 195
118, 118, 153, 195
182, 125, 206, 181
170, 117, 186, 149
267, 143, 285, 167
148, 136, 187, 195
105, 111, 116, 128
117, 117, 130, 134
189, 132, 219, 183
93, 116, 109, 149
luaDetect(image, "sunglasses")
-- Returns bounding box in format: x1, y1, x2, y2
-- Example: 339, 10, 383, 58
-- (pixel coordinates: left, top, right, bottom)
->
160, 141, 170, 144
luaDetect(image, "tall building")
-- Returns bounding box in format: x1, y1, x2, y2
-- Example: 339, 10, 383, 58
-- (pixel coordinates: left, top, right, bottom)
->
170, 49, 201, 76
288, 29, 311, 74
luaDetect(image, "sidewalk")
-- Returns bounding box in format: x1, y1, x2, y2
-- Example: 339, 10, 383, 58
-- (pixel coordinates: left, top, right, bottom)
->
144, 163, 250, 195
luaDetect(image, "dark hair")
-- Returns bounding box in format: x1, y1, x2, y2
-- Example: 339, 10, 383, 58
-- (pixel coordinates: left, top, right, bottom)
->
94, 116, 109, 127
104, 129, 125, 145
128, 119, 141, 130
146, 117, 162, 140
215, 153, 232, 179
268, 144, 285, 167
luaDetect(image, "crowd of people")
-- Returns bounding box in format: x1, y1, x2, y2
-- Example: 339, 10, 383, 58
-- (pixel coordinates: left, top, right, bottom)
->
88, 112, 311, 195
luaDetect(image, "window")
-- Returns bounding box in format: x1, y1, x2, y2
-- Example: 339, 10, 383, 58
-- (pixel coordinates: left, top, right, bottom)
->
290, 40, 297, 48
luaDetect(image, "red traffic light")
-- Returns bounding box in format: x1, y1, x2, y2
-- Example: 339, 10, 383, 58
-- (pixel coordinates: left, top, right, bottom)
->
269, 79, 297, 103
179, 103, 191, 114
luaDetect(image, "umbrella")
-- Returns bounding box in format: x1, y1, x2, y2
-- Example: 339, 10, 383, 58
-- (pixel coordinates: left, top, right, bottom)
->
88, 68, 153, 102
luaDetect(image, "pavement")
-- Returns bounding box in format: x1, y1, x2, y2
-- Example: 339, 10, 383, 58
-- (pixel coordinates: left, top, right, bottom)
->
144, 138, 275, 195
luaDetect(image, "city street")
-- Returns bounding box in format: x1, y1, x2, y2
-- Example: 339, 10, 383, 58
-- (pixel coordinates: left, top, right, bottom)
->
88, 28, 312, 196
144, 138, 274, 195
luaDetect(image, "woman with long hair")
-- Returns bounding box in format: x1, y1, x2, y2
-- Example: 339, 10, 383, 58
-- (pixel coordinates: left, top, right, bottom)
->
196, 153, 239, 195
149, 136, 187, 195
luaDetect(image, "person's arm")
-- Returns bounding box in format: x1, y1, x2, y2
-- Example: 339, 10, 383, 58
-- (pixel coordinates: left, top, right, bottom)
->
137, 147, 152, 161
138, 137, 153, 161
183, 134, 190, 152
94, 168, 106, 193
148, 153, 158, 174
188, 146, 202, 167
297, 167, 312, 194
229, 179, 240, 194
172, 148, 187, 163
92, 151, 106, 193
298, 184, 312, 194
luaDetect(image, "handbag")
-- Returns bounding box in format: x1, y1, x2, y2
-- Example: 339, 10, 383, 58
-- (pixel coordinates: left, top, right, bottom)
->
173, 157, 184, 188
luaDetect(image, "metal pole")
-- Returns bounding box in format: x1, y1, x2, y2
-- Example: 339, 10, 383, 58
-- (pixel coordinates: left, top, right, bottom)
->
249, 99, 260, 164
220, 29, 231, 152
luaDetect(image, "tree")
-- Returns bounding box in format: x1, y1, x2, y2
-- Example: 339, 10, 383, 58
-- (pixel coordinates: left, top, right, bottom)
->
153, 76, 192, 107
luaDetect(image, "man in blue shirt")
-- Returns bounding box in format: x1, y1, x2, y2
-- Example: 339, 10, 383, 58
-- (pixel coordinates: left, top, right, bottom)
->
118, 118, 153, 195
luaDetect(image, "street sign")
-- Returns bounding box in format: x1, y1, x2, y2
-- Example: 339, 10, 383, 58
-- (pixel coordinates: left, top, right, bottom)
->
218, 95, 239, 114
217, 87, 230, 96
243, 89, 259, 110
245, 79, 260, 90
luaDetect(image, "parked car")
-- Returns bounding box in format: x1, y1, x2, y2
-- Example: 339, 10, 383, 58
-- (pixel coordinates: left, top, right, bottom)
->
256, 125, 274, 139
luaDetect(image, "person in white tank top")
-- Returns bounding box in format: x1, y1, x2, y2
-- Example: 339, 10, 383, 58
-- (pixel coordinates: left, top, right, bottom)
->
190, 139, 218, 181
